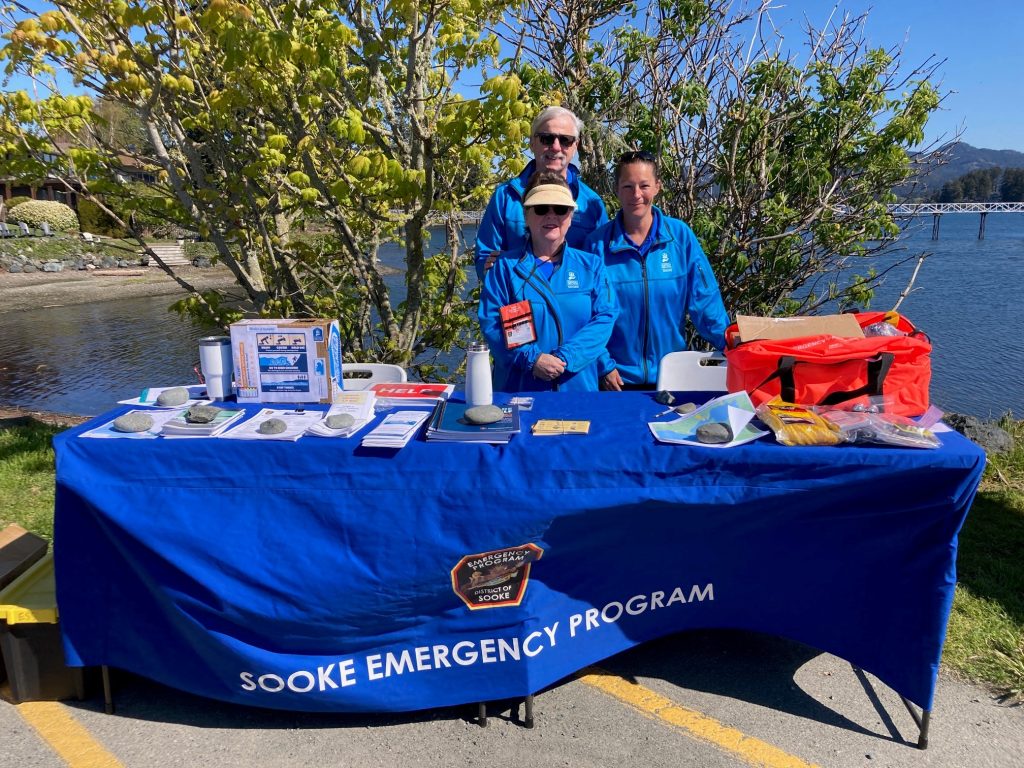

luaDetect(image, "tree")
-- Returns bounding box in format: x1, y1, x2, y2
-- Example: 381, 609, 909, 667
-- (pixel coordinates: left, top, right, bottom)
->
1001, 168, 1024, 202
1, 0, 532, 376
500, 0, 947, 320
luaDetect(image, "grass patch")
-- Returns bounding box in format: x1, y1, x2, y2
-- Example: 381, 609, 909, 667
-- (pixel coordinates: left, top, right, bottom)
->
0, 419, 62, 541
945, 416, 1024, 700
0, 415, 1021, 700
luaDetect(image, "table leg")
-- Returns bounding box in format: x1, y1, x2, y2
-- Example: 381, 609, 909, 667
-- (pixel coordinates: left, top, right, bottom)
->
523, 694, 534, 728
899, 695, 929, 749
477, 702, 487, 727
102, 665, 114, 715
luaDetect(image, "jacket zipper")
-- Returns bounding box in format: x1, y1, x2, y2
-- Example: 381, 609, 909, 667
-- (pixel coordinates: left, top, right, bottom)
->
641, 256, 650, 384
524, 270, 564, 391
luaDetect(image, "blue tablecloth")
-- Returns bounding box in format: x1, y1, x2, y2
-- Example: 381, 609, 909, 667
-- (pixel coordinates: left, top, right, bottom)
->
52, 392, 985, 712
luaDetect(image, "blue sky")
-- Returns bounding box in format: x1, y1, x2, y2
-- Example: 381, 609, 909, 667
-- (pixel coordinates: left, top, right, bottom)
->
6, 1, 1023, 152
772, 1, 1024, 151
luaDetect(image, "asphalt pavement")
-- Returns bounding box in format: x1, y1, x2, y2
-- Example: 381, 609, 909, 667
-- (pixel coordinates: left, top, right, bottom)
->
2, 629, 1022, 768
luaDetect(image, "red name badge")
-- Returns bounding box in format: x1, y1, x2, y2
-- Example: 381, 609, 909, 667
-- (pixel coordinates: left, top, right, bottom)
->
499, 300, 537, 349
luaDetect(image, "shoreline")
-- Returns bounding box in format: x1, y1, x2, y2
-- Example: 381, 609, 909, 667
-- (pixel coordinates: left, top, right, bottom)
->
0, 265, 237, 315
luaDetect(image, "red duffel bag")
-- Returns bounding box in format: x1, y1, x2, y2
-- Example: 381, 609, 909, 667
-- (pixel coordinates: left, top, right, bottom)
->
724, 312, 932, 417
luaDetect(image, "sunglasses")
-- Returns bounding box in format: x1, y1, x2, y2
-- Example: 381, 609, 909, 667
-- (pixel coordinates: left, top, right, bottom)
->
618, 150, 656, 163
535, 132, 577, 148
528, 204, 571, 216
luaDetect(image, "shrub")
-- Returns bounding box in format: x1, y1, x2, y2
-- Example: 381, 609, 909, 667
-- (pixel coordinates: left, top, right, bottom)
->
77, 198, 125, 237
7, 200, 79, 231
4, 195, 32, 210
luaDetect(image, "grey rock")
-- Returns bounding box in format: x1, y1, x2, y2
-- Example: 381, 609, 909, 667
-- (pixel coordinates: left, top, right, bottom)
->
22, 263, 36, 273
156, 387, 190, 407
112, 413, 154, 433
654, 390, 676, 406
674, 402, 697, 415
43, 261, 63, 272
696, 421, 733, 444
464, 404, 504, 425
944, 412, 1014, 455
184, 404, 221, 424
8, 263, 22, 273
325, 413, 355, 430
117, 258, 129, 268
258, 418, 287, 435
100, 256, 117, 268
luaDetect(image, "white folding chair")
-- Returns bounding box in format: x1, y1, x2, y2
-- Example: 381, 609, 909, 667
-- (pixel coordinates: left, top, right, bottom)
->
656, 351, 728, 392
41, 221, 55, 237
19, 222, 32, 236
342, 363, 407, 390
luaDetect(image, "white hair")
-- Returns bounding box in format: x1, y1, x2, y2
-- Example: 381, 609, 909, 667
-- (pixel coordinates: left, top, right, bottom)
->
531, 106, 583, 137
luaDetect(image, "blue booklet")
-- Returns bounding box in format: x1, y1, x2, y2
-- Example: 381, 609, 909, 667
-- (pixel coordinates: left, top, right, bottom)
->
426, 402, 521, 443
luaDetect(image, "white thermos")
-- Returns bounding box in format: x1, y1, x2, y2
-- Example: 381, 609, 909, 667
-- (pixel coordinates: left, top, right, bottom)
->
464, 342, 493, 407
199, 336, 234, 400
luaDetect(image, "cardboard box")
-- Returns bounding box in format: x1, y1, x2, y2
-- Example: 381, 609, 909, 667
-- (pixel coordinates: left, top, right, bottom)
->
230, 319, 343, 404
0, 525, 47, 593
735, 313, 865, 343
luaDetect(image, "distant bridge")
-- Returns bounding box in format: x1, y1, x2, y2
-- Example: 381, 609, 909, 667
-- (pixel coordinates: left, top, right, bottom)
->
888, 202, 1024, 239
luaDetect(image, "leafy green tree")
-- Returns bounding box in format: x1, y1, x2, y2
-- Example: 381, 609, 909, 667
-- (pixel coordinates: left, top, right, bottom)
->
502, 0, 945, 319
1001, 168, 1024, 202
1, 0, 530, 375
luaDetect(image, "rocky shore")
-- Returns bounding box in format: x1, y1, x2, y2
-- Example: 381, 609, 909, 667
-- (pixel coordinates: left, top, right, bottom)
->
0, 264, 237, 316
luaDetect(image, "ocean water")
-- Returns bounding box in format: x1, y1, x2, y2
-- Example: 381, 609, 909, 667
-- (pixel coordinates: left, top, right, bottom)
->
0, 214, 1020, 418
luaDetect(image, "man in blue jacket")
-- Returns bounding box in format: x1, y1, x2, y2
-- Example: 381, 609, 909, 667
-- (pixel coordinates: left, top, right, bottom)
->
474, 106, 608, 281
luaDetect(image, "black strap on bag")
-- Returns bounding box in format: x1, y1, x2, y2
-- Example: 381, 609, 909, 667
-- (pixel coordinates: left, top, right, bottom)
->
754, 352, 895, 406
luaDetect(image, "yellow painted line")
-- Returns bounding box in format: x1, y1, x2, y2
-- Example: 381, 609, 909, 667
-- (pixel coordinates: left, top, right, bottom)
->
580, 667, 819, 768
17, 701, 124, 768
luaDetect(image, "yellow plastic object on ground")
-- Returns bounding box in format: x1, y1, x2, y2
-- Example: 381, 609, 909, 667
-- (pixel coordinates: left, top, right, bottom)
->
0, 552, 58, 625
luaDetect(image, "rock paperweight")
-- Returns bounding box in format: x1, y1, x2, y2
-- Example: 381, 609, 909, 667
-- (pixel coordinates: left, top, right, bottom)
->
464, 404, 504, 425
325, 413, 355, 430
184, 404, 220, 424
258, 418, 287, 435
156, 387, 189, 407
112, 413, 154, 433
654, 390, 675, 406
673, 402, 697, 415
696, 422, 733, 444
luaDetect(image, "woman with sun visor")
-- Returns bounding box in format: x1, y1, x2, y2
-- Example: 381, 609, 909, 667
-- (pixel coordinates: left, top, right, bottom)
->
478, 171, 618, 392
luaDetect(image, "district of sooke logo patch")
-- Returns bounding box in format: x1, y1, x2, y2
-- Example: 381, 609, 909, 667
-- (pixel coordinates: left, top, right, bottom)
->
451, 543, 544, 610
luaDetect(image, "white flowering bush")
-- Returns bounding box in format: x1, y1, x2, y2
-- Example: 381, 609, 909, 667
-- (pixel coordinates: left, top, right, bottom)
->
8, 200, 79, 231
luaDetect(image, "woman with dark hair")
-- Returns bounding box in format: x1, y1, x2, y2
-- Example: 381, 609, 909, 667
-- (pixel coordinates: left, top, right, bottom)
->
585, 151, 729, 390
478, 171, 618, 392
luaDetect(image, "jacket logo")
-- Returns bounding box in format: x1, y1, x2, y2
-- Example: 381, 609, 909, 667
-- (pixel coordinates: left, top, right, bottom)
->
566, 271, 580, 288
660, 252, 673, 273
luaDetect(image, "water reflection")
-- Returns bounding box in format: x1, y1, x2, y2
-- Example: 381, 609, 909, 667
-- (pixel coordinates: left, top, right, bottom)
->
0, 295, 204, 416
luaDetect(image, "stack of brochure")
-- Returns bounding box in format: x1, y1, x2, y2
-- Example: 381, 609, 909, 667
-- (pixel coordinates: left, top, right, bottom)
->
159, 407, 247, 437
306, 391, 377, 438
425, 402, 520, 444
361, 410, 432, 448
220, 408, 324, 441
368, 382, 455, 408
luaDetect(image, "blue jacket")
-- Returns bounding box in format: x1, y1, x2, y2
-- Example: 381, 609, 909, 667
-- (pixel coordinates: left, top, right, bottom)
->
585, 208, 729, 386
474, 160, 608, 281
478, 244, 619, 392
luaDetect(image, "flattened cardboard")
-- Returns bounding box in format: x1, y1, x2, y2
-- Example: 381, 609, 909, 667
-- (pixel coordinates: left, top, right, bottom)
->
736, 314, 864, 342
0, 524, 48, 592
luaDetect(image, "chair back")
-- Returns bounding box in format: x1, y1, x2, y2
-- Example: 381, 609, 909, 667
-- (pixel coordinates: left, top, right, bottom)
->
656, 351, 728, 392
342, 363, 407, 391
19, 222, 31, 236
0, 223, 10, 237
41, 222, 54, 236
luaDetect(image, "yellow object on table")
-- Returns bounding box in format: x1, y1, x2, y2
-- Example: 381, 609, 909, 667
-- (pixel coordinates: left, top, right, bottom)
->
532, 419, 591, 436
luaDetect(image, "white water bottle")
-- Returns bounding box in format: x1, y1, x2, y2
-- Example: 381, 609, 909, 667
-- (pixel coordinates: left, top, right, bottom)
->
465, 342, 493, 407
199, 336, 233, 400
